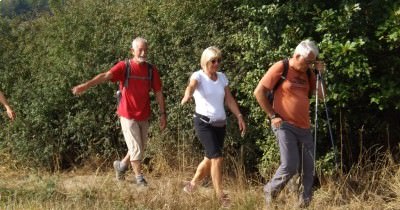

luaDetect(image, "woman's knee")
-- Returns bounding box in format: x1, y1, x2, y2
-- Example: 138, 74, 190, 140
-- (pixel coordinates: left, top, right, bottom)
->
210, 157, 223, 167
211, 156, 223, 162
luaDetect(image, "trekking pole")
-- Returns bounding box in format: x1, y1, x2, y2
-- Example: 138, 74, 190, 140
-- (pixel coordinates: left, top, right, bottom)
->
317, 70, 339, 169
313, 70, 320, 176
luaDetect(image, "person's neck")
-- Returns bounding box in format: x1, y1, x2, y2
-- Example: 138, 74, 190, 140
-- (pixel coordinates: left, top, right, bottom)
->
203, 69, 217, 80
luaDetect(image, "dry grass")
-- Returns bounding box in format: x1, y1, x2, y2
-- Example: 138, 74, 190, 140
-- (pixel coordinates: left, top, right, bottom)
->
1, 153, 399, 210
0, 167, 261, 210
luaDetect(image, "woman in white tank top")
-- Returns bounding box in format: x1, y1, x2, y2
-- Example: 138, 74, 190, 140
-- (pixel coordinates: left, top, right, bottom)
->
181, 46, 246, 208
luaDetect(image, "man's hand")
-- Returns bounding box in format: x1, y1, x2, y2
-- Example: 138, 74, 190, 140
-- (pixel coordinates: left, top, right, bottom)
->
5, 106, 15, 121
160, 114, 167, 130
314, 61, 326, 74
71, 84, 88, 96
271, 116, 283, 128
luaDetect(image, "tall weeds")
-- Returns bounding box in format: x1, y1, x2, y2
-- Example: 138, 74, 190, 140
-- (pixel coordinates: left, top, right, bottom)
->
1, 146, 399, 209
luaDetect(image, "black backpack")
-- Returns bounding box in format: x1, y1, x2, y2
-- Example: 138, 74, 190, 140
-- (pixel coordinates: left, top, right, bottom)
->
267, 58, 312, 104
116, 59, 153, 105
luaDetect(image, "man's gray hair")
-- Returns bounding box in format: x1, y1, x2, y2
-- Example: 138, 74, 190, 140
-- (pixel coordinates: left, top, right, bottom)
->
294, 39, 319, 58
131, 37, 148, 49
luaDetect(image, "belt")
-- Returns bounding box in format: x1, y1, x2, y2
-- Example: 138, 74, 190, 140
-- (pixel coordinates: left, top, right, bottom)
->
193, 112, 211, 123
194, 112, 226, 127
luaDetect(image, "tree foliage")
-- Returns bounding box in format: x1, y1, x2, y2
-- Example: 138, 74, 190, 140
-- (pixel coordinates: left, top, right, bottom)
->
0, 0, 50, 17
0, 0, 399, 175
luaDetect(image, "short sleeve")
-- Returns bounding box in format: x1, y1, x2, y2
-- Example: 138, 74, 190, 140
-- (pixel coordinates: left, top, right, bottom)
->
151, 65, 163, 92
109, 61, 126, 83
260, 61, 284, 90
219, 72, 229, 86
190, 70, 201, 84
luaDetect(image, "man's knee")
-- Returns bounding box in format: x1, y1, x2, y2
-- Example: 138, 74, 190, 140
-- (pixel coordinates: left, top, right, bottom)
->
281, 160, 299, 175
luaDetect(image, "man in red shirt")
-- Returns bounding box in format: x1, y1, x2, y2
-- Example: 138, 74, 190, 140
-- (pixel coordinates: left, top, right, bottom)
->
72, 37, 167, 186
254, 40, 324, 208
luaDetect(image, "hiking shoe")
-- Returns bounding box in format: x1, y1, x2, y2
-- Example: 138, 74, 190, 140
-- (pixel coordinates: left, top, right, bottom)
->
296, 197, 311, 209
287, 174, 300, 194
113, 160, 127, 181
136, 177, 148, 187
219, 193, 231, 209
183, 182, 196, 194
265, 192, 276, 209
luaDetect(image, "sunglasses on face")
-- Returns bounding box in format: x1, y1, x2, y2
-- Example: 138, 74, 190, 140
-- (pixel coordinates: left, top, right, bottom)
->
210, 58, 222, 64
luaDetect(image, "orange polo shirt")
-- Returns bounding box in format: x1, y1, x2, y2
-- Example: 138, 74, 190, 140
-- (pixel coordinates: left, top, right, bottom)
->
260, 60, 316, 129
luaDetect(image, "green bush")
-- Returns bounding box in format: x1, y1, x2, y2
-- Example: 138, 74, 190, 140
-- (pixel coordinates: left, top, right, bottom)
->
0, 0, 399, 177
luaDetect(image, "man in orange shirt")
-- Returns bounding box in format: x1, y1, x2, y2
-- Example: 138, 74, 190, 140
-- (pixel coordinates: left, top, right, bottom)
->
254, 39, 324, 208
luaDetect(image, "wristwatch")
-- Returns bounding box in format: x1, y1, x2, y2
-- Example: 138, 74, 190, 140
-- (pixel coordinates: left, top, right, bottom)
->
270, 113, 280, 120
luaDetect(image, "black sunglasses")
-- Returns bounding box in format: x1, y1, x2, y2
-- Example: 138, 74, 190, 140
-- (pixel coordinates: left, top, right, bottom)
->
211, 58, 222, 64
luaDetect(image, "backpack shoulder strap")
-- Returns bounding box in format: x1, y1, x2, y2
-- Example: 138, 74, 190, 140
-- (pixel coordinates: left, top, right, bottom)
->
282, 58, 289, 78
273, 58, 289, 91
124, 59, 131, 88
147, 63, 153, 89
147, 63, 153, 81
306, 68, 312, 78
127, 62, 153, 80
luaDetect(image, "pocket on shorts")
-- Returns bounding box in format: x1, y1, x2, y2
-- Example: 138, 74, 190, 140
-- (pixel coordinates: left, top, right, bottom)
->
194, 116, 208, 128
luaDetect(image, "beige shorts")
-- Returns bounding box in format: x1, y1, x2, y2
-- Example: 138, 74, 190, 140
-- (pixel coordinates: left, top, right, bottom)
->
120, 116, 149, 161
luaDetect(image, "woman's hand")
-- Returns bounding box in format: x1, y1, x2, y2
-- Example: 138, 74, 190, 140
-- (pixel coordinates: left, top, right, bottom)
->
237, 114, 246, 137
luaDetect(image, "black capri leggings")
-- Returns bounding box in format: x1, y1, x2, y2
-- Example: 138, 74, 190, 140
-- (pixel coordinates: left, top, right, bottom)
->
193, 116, 226, 159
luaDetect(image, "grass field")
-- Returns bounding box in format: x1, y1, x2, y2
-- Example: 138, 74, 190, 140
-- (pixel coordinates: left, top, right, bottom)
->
1, 153, 400, 210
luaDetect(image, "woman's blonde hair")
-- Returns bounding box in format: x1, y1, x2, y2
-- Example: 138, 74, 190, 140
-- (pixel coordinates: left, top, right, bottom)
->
200, 46, 222, 70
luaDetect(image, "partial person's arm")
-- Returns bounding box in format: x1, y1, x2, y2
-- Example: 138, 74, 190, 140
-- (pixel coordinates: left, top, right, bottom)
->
71, 71, 113, 95
0, 91, 16, 120
225, 87, 246, 136
180, 79, 198, 105
253, 83, 275, 118
253, 82, 282, 127
155, 90, 167, 130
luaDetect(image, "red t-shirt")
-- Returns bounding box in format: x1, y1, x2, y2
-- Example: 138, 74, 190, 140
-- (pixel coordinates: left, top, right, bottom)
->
260, 60, 316, 129
109, 60, 162, 120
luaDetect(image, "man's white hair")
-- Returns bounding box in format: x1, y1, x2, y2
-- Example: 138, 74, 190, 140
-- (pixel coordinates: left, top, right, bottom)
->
131, 37, 148, 49
294, 39, 319, 58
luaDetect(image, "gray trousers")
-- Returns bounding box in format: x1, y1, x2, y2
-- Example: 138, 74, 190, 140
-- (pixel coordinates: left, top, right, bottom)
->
264, 122, 314, 201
